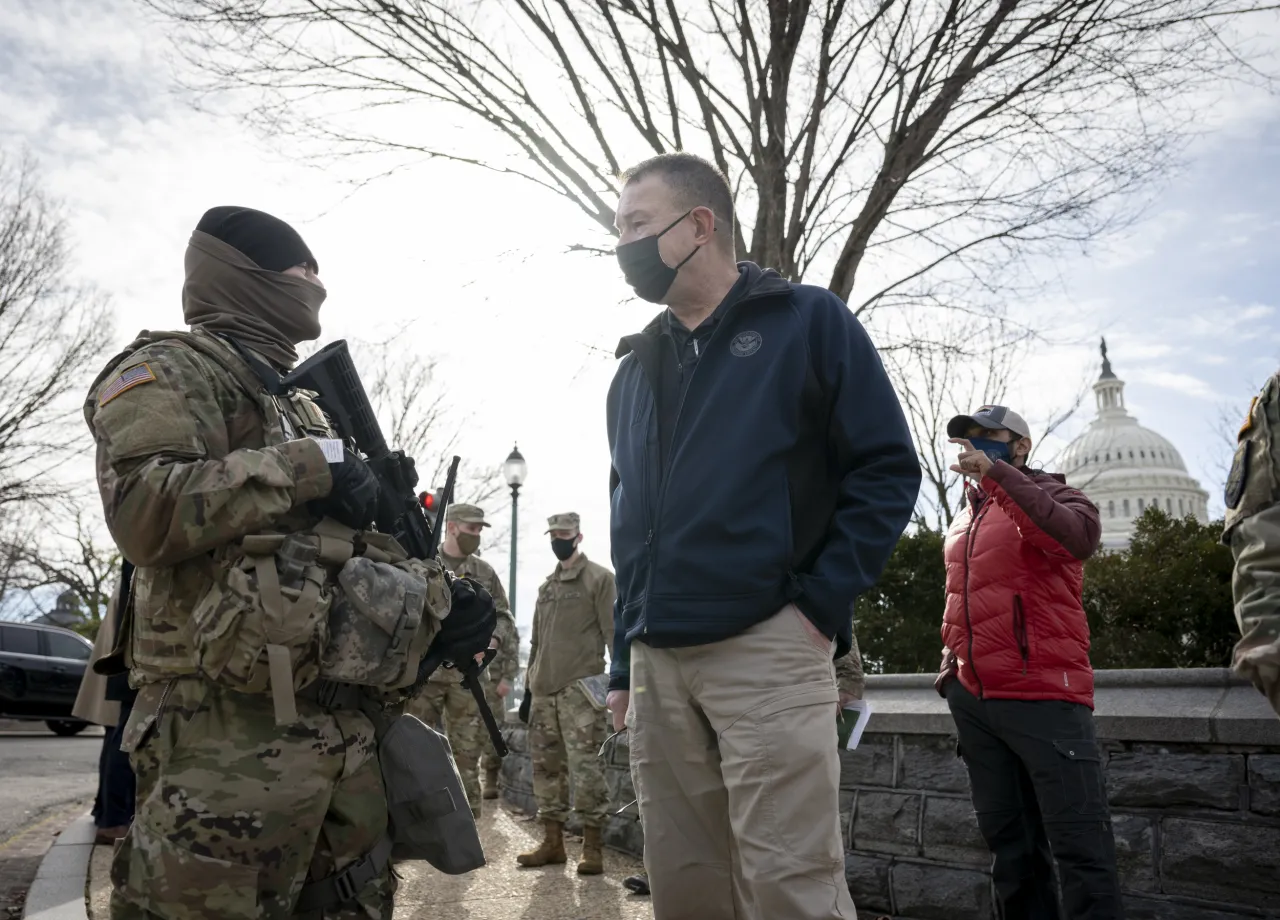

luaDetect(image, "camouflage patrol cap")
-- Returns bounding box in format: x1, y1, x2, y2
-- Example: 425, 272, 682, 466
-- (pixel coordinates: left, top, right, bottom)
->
545, 512, 580, 535
446, 503, 491, 527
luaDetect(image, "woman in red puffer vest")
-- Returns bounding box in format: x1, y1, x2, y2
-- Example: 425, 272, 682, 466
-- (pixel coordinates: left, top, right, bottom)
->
936, 404, 1121, 920
940, 455, 1097, 707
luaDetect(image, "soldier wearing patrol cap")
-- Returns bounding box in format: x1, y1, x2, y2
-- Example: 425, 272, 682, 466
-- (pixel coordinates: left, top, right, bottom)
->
407, 502, 517, 816
1224, 373, 1280, 718
516, 512, 616, 875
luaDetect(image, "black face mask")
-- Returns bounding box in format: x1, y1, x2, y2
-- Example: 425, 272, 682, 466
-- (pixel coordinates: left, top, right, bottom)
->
551, 538, 577, 561
615, 209, 701, 303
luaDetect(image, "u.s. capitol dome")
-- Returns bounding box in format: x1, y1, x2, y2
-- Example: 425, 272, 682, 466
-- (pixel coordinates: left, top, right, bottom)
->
1060, 341, 1208, 550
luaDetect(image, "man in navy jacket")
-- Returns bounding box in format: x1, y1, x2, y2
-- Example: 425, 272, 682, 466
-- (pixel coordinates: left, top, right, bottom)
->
605, 153, 920, 920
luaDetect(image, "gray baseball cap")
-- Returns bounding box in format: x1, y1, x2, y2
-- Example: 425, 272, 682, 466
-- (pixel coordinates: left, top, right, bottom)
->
947, 405, 1030, 439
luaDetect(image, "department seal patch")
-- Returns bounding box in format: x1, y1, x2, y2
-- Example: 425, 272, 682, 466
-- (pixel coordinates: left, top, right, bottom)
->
730, 331, 762, 357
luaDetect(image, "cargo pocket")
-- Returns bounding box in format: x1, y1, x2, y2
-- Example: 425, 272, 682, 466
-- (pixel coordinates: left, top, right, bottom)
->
1051, 739, 1107, 817
754, 683, 841, 855
118, 819, 259, 920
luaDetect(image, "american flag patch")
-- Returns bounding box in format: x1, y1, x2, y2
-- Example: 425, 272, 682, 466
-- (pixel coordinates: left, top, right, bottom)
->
98, 363, 157, 406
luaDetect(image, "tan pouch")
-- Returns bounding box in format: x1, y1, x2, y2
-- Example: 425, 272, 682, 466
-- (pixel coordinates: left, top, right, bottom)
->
190, 533, 333, 724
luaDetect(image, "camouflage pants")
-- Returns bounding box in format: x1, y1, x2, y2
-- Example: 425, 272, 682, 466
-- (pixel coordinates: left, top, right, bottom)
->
110, 678, 393, 920
530, 684, 609, 828
408, 680, 483, 808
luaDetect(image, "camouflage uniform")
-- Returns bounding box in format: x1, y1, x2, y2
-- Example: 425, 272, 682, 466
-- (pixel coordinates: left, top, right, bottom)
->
525, 514, 616, 829
1224, 373, 1280, 717
835, 633, 866, 701
85, 327, 440, 920
408, 503, 515, 811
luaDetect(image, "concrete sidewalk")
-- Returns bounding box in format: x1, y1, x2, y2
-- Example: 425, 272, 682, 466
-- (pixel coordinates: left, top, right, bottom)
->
85, 808, 653, 920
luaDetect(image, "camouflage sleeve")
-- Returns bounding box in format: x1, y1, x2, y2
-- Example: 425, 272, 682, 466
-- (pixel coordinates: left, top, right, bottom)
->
527, 602, 540, 676
1224, 375, 1280, 718
497, 619, 519, 685
1229, 503, 1280, 716
88, 343, 333, 568
595, 567, 616, 656
834, 631, 866, 701
475, 563, 517, 683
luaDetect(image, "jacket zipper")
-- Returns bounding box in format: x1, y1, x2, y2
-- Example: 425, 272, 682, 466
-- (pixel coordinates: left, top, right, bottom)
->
1013, 594, 1029, 674
641, 299, 757, 632
962, 488, 990, 699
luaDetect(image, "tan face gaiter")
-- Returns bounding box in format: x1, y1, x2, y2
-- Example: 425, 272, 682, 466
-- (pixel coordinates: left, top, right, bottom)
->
182, 230, 326, 369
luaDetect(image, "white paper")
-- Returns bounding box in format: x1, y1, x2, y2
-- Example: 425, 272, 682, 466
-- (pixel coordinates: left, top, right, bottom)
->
842, 700, 874, 751
311, 437, 344, 463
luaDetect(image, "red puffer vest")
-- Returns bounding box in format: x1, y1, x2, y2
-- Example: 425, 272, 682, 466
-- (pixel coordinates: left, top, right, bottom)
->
941, 462, 1101, 708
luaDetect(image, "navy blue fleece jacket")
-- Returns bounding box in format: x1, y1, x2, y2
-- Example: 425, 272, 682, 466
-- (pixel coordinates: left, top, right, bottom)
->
606, 263, 920, 692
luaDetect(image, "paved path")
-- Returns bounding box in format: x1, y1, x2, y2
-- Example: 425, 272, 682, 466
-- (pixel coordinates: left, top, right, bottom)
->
395, 810, 652, 920
89, 807, 653, 920
0, 727, 100, 918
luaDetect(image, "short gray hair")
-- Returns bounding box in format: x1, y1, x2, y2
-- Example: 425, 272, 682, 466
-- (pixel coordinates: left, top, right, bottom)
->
620, 152, 735, 252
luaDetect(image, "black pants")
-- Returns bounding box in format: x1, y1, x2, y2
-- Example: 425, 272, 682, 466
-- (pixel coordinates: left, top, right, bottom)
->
96, 698, 137, 828
945, 680, 1124, 920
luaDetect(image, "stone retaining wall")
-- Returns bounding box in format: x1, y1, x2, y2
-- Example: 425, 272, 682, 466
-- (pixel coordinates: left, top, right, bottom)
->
496, 669, 1280, 919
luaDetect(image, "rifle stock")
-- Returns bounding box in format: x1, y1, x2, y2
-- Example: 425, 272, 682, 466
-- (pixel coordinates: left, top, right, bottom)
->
282, 341, 507, 758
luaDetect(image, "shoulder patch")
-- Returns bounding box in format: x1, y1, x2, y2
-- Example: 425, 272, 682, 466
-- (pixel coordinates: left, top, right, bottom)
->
98, 363, 157, 406
1225, 441, 1249, 509
1239, 396, 1259, 440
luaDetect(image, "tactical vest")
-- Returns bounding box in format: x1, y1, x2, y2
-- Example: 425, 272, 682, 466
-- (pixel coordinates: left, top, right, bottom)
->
94, 330, 447, 723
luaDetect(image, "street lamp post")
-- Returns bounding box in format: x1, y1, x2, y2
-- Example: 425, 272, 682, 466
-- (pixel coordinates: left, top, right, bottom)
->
503, 445, 527, 618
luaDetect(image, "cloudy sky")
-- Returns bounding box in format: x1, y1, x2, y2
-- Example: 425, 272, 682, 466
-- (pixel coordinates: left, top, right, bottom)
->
2, 1, 1277, 633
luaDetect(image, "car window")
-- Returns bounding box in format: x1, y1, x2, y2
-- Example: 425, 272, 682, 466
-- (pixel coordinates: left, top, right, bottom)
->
46, 631, 91, 661
0, 624, 41, 656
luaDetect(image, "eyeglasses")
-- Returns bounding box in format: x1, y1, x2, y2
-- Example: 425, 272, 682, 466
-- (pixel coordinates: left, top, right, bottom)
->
597, 728, 639, 818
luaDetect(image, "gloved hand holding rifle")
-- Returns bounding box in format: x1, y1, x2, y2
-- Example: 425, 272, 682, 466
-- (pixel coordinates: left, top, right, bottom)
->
281, 340, 508, 757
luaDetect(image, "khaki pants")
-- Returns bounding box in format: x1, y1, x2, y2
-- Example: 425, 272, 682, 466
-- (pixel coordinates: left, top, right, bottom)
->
627, 605, 856, 920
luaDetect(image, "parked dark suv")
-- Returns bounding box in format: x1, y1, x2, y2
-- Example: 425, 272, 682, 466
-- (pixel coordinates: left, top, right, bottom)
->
0, 620, 94, 736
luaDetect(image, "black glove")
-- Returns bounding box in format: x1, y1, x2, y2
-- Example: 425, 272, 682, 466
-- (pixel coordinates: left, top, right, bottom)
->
311, 446, 379, 530
426, 574, 497, 666
518, 689, 532, 724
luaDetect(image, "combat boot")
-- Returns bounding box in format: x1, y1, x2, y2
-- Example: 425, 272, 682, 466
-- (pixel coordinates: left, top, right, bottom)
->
516, 820, 566, 867
577, 825, 604, 875
483, 764, 500, 799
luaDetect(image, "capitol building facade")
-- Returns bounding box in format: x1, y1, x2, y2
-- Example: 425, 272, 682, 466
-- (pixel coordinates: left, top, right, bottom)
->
1059, 342, 1209, 550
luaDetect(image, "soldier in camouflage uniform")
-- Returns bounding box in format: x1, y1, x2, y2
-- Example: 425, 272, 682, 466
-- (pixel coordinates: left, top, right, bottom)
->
408, 503, 516, 814
1225, 373, 1280, 718
517, 512, 616, 875
84, 207, 492, 920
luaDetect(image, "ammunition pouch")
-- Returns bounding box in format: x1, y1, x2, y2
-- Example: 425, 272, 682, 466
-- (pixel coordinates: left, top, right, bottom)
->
188, 517, 446, 725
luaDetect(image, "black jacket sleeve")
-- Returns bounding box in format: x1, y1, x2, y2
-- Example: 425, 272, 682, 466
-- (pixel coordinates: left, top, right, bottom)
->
792, 291, 921, 644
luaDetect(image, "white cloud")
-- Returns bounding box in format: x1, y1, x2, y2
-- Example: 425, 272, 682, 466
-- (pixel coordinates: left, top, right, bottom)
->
1128, 369, 1218, 401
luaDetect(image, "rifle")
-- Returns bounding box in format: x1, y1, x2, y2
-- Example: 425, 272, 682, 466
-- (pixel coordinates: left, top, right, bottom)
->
282, 340, 509, 758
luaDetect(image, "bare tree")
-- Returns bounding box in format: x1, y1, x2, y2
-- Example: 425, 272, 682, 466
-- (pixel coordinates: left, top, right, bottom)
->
0, 152, 114, 507
0, 510, 38, 620
145, 0, 1273, 318
354, 336, 511, 548
0, 500, 120, 629
885, 316, 1033, 529
10, 505, 120, 627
